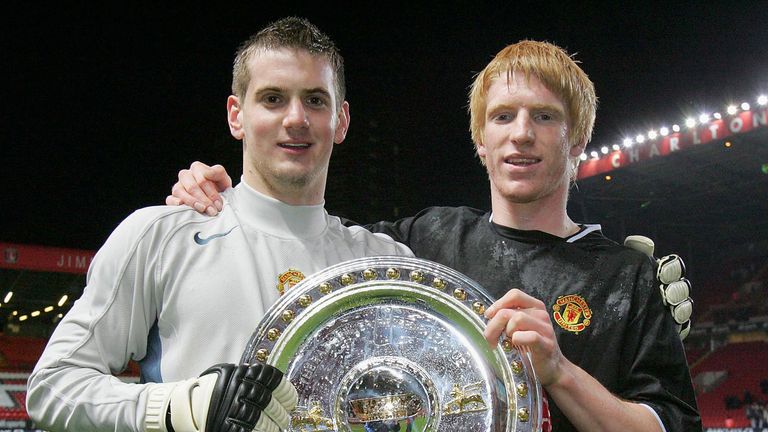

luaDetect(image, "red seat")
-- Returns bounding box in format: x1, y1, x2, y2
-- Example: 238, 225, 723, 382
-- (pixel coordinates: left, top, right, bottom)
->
691, 341, 768, 428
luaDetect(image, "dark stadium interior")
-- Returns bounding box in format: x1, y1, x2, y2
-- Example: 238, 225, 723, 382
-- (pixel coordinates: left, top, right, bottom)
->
572, 126, 768, 281
3, 3, 768, 430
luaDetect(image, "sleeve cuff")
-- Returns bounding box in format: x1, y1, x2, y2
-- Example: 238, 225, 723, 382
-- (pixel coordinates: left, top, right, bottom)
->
144, 383, 175, 432
639, 403, 666, 432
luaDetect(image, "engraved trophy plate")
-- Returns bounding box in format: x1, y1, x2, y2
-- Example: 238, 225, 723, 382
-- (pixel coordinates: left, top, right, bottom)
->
242, 256, 542, 431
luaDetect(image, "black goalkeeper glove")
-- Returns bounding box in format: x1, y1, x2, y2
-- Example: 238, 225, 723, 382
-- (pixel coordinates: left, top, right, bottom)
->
144, 363, 297, 432
624, 235, 693, 340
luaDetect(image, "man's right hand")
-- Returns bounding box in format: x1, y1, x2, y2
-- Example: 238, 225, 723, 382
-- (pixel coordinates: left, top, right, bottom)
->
166, 161, 232, 216
144, 363, 297, 432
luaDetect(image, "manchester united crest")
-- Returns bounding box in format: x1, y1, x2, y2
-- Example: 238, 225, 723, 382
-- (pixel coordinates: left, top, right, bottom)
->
552, 294, 592, 334
277, 268, 305, 296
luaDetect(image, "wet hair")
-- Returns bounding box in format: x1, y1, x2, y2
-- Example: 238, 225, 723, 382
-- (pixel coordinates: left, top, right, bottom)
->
468, 40, 597, 175
231, 17, 346, 109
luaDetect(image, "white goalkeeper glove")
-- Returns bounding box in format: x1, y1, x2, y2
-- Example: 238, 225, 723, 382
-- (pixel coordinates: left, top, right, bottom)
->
624, 235, 693, 340
144, 363, 297, 432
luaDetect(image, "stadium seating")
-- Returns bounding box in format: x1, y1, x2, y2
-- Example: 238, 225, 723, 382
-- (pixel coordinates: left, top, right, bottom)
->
691, 341, 768, 428
0, 335, 46, 371
0, 335, 140, 428
0, 371, 29, 421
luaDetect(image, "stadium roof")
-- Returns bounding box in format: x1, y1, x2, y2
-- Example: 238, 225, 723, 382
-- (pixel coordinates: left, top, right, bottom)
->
572, 113, 768, 260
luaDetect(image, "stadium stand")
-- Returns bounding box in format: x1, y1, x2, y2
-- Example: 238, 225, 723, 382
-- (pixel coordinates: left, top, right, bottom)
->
691, 340, 768, 427
0, 334, 140, 430
0, 336, 46, 371
0, 371, 28, 421
0, 337, 44, 428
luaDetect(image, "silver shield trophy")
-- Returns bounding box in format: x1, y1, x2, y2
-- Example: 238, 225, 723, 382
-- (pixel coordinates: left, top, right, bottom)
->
242, 256, 542, 431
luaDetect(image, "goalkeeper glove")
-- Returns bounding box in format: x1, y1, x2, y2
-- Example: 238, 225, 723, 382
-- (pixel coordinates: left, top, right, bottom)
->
144, 363, 297, 432
624, 235, 693, 340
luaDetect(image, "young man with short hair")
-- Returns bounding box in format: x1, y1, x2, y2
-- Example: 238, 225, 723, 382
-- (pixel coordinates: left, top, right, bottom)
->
26, 17, 412, 432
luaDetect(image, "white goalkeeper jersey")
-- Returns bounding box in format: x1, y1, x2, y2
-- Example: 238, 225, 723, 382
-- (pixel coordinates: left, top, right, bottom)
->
27, 181, 413, 431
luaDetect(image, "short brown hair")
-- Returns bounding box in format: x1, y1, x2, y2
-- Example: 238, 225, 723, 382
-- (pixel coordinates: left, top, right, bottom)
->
232, 17, 346, 109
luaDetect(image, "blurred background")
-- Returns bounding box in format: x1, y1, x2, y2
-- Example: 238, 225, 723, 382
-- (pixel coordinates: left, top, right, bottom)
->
2, 2, 767, 430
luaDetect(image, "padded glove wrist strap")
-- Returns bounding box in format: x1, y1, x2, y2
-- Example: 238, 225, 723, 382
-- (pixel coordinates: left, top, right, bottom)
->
145, 383, 175, 432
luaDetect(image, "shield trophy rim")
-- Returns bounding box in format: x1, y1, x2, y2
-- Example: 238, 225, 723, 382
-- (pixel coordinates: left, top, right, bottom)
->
241, 256, 542, 432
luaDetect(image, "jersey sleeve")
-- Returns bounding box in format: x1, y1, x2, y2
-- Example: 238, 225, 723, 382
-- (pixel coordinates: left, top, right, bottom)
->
619, 255, 701, 431
26, 208, 169, 432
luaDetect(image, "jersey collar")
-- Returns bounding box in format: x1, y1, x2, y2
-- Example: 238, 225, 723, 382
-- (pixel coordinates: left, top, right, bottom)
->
227, 179, 328, 238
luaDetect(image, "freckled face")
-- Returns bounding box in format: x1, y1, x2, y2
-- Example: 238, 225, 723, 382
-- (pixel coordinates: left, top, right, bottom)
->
227, 48, 349, 203
478, 73, 580, 205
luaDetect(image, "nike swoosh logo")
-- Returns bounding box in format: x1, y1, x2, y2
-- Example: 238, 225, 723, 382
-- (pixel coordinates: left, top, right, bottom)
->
193, 226, 237, 245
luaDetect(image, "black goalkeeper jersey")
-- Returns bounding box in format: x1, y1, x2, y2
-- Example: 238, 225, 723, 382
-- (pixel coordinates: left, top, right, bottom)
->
367, 206, 701, 432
